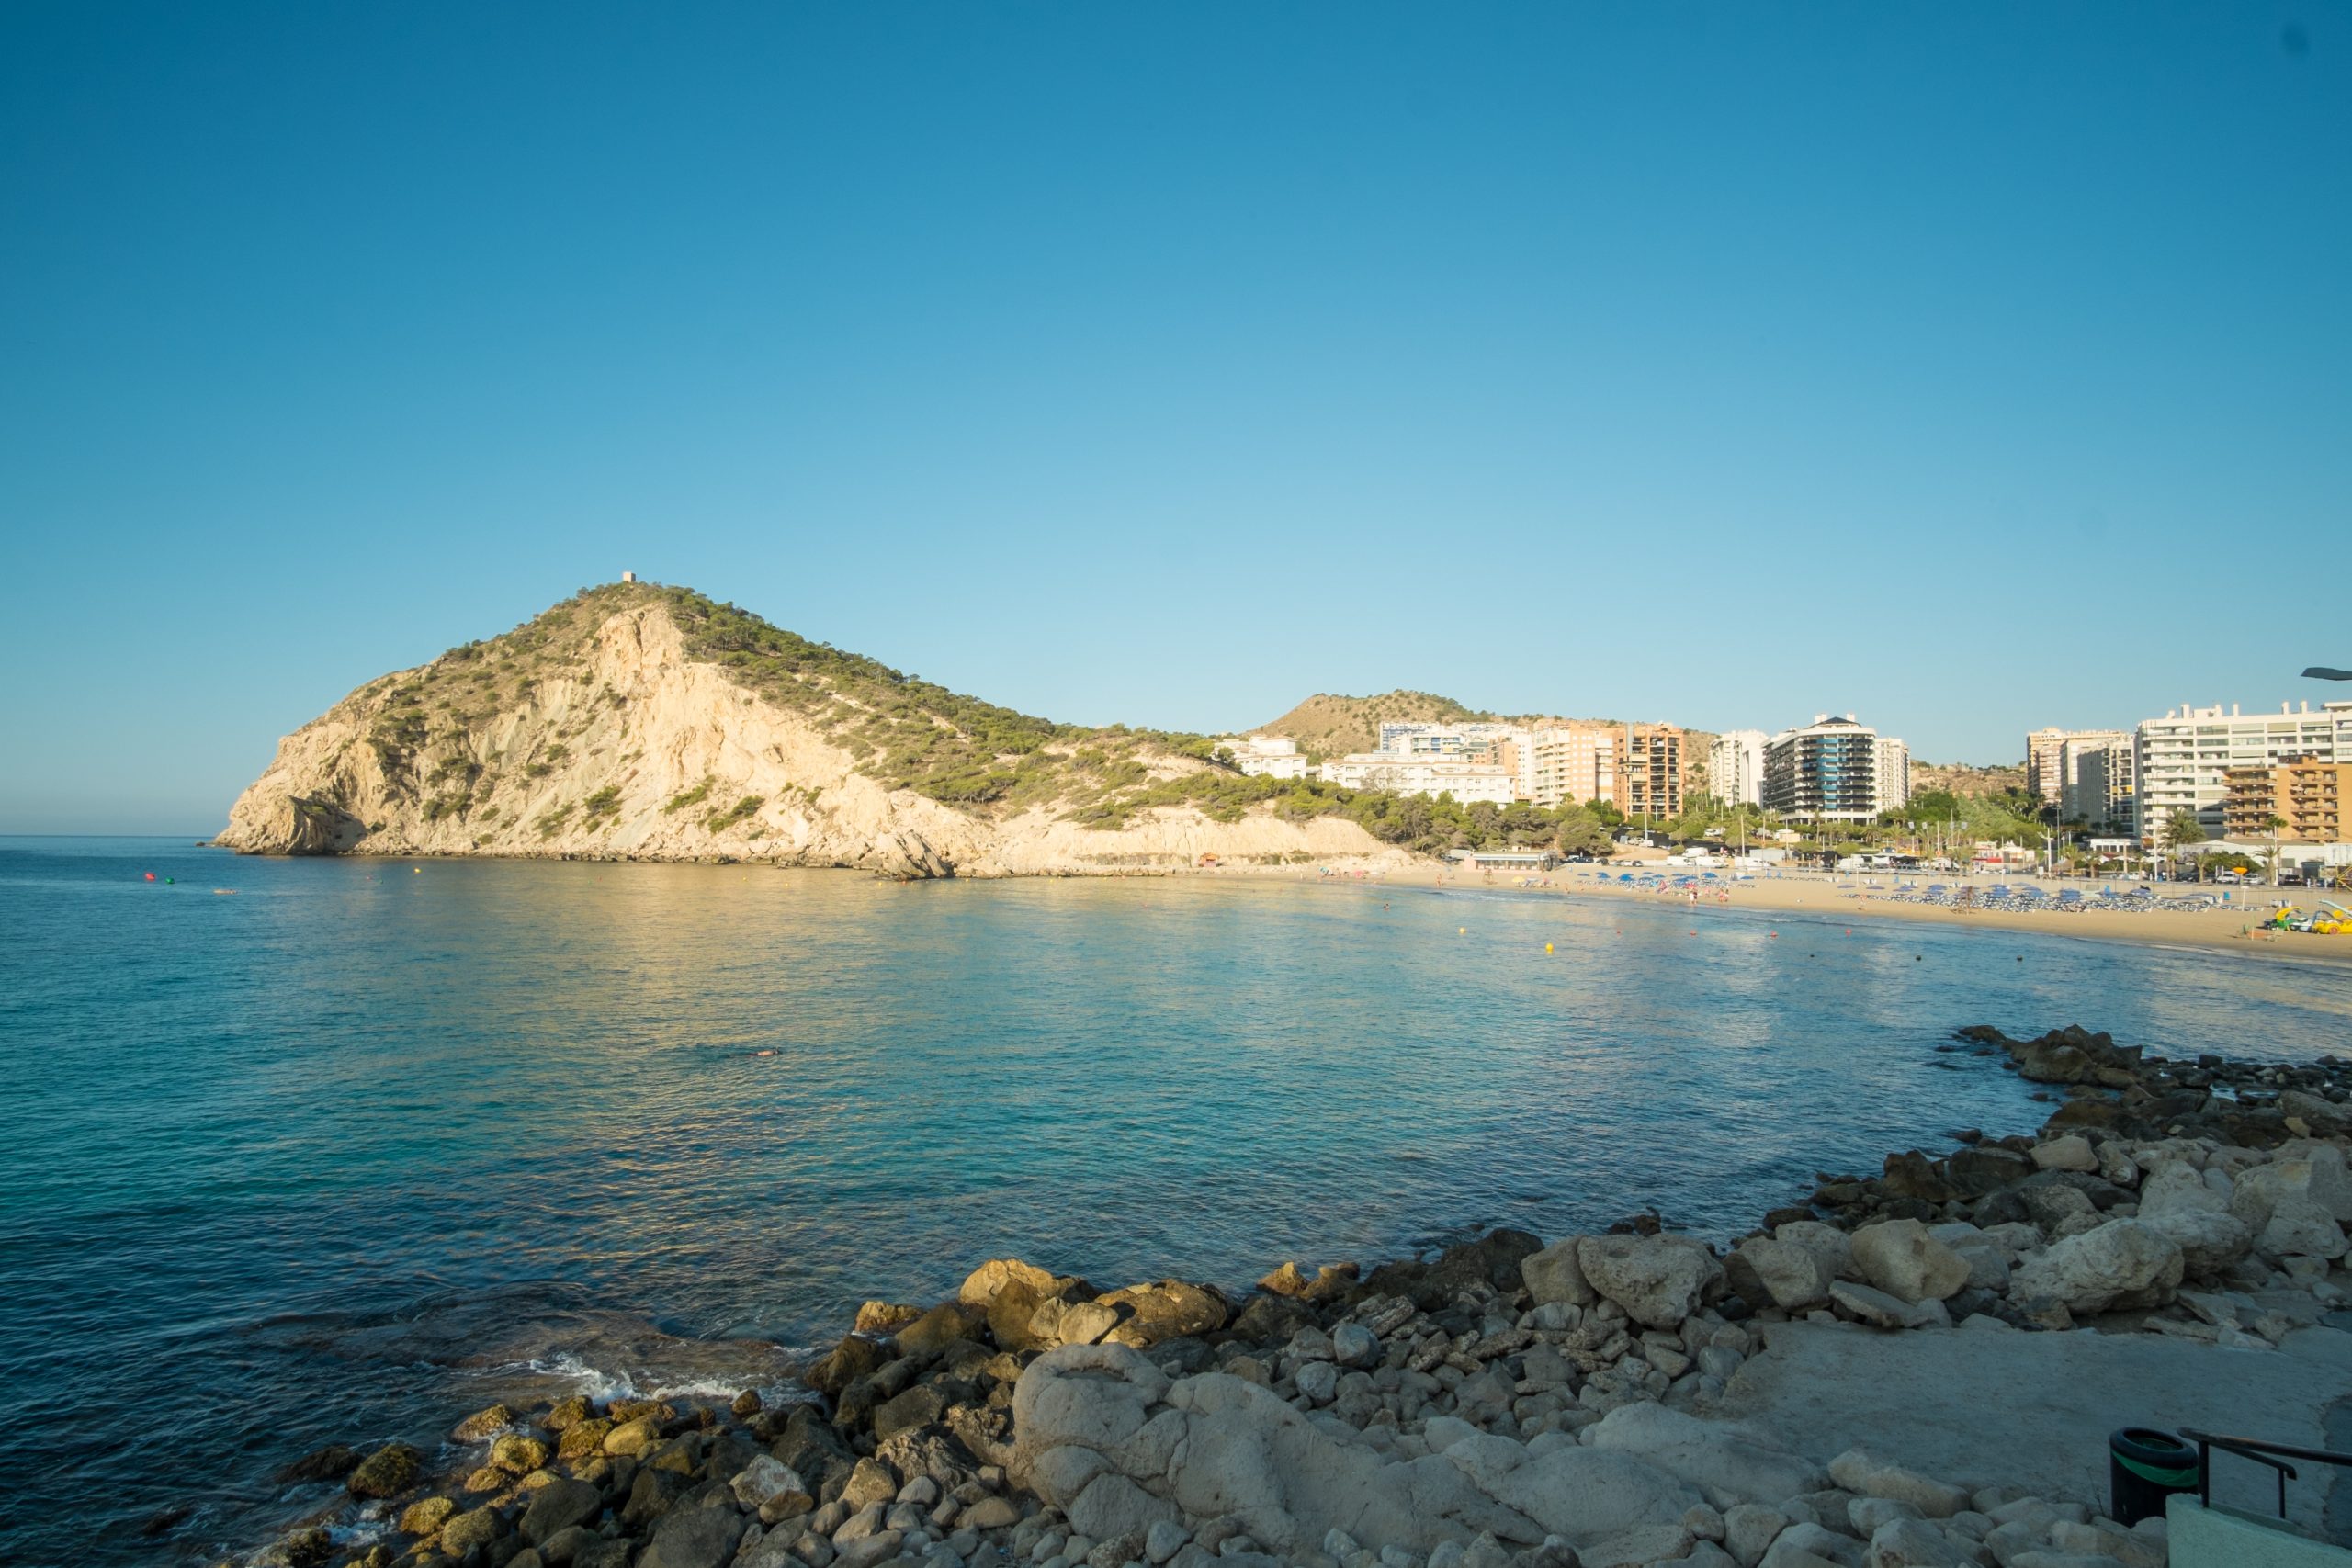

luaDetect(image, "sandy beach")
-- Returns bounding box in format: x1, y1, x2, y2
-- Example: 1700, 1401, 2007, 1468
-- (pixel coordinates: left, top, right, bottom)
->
1227, 856, 2352, 965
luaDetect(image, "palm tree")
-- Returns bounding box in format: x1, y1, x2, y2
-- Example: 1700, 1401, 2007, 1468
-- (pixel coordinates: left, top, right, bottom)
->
2163, 807, 2208, 882
2266, 813, 2290, 886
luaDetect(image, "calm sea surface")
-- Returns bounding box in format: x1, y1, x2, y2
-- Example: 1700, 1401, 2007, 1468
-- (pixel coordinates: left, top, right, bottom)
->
6, 835, 2351, 1564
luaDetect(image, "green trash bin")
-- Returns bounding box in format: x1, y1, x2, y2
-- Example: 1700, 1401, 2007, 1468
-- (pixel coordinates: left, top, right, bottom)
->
2109, 1427, 2200, 1525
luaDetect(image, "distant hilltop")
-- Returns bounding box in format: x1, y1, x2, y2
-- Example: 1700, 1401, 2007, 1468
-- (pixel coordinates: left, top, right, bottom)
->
1911, 761, 2027, 799
1253, 691, 1623, 761
215, 582, 1395, 876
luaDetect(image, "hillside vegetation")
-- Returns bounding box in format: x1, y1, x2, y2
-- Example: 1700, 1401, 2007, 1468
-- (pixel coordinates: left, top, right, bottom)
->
668, 590, 1623, 852
652, 586, 1224, 811
223, 581, 1634, 868
1254, 692, 1506, 759
1913, 761, 2028, 800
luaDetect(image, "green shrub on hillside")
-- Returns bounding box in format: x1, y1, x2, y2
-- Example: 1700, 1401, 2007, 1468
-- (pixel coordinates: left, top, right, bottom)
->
706, 795, 764, 833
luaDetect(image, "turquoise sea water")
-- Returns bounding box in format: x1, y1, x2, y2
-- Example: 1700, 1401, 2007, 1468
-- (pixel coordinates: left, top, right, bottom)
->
6, 836, 2352, 1564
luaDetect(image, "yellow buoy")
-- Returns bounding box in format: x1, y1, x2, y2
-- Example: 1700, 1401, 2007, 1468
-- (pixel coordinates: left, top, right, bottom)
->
1544, 942, 1554, 953
1459, 927, 1466, 935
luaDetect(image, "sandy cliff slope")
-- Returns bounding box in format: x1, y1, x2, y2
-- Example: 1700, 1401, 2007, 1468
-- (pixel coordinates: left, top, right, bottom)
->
217, 587, 1399, 878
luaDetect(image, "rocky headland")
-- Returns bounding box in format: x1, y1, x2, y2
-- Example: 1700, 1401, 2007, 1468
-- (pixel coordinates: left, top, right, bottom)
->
219, 1024, 2352, 1568
213, 582, 1399, 879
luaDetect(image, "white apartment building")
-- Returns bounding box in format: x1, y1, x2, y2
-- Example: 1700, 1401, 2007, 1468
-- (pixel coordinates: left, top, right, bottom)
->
2027, 726, 2132, 806
1320, 753, 1518, 806
1376, 721, 1525, 755
1875, 737, 1911, 814
2025, 728, 2069, 805
1707, 730, 1767, 807
1527, 725, 1617, 809
1210, 735, 1311, 781
2133, 700, 2352, 844
1762, 714, 1881, 822
2057, 732, 2134, 832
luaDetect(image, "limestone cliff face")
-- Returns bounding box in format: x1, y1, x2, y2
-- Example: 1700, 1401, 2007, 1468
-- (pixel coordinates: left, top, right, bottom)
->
218, 592, 1397, 878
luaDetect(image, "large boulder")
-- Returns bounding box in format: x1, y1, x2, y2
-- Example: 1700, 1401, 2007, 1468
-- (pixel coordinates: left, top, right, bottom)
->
1429, 1230, 1546, 1295
1724, 1237, 1832, 1313
1849, 1220, 1969, 1304
1068, 1472, 1181, 1540
1774, 1221, 1853, 1280
2143, 1206, 2253, 1276
986, 1279, 1053, 1352
2004, 1025, 2140, 1087
960, 1258, 1059, 1305
638, 1504, 744, 1568
730, 1456, 811, 1516
399, 1497, 458, 1538
1027, 1296, 1122, 1349
1521, 1239, 1598, 1307
519, 1477, 604, 1544
489, 1434, 548, 1473
966, 1259, 1094, 1350
438, 1506, 503, 1559
2135, 1161, 2252, 1274
2233, 1144, 2352, 1233
2009, 1218, 2183, 1314
2012, 1039, 2097, 1084
1826, 1449, 1969, 1518
2259, 1195, 2349, 1261
2137, 1161, 2229, 1221
804, 1334, 888, 1396
1166, 1374, 1532, 1551
1575, 1235, 1724, 1330
894, 1303, 984, 1355
347, 1442, 423, 1499
1257, 1260, 1358, 1301
1928, 1224, 2012, 1292
1012, 1341, 1702, 1558
1097, 1281, 1229, 1348
1012, 1343, 1174, 1497
1879, 1151, 1955, 1203
1585, 1402, 1826, 1509
1942, 1145, 2033, 1199
2278, 1091, 2352, 1137
1828, 1280, 1946, 1331
1441, 1435, 1703, 1548
2030, 1134, 2099, 1172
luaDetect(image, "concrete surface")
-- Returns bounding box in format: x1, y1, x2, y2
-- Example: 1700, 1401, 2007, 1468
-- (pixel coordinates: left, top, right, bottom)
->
1719, 1317, 2352, 1537
2169, 1495, 2352, 1566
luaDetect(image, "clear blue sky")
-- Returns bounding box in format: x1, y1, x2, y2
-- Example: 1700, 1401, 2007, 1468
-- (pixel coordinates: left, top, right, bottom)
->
4, 5, 2347, 833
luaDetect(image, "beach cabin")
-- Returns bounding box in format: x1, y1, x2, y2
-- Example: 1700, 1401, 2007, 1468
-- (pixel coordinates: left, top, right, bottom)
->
1442, 849, 1560, 872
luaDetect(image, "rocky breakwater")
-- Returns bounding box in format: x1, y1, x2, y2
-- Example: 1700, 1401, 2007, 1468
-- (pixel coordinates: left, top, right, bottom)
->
232, 1024, 2352, 1568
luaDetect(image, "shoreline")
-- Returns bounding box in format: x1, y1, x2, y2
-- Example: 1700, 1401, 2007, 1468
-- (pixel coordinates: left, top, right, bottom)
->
187, 834, 2352, 966
220, 1025, 2352, 1568
1223, 857, 2352, 968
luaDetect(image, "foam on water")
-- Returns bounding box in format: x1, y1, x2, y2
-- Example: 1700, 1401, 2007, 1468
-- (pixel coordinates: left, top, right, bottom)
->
5, 835, 2349, 1565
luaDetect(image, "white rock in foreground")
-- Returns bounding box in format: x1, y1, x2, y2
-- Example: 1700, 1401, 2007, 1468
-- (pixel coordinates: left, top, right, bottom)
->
2008, 1219, 2183, 1314
1575, 1235, 1724, 1330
